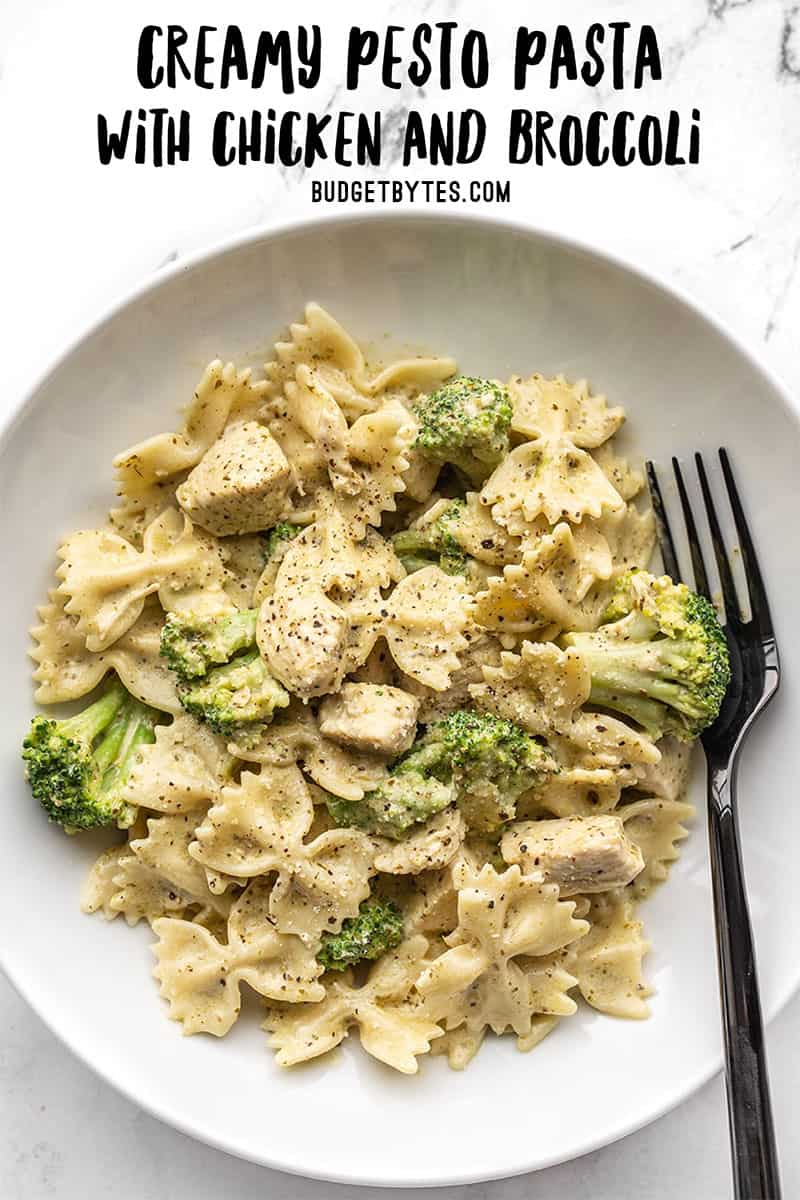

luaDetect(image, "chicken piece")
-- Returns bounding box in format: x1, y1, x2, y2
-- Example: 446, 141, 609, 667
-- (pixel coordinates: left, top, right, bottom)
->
501, 815, 644, 895
319, 683, 419, 756
257, 590, 347, 700
176, 421, 292, 536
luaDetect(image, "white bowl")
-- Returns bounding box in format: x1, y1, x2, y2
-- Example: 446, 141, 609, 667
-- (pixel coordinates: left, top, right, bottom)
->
1, 214, 798, 1188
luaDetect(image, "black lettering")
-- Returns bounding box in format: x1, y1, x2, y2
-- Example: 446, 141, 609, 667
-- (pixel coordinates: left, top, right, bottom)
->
409, 24, 432, 86
550, 26, 578, 88
583, 24, 605, 86
636, 26, 662, 87
220, 26, 248, 89
194, 25, 216, 89
463, 31, 489, 87
97, 111, 132, 163
609, 22, 631, 90
137, 26, 162, 88
347, 28, 379, 88
508, 109, 532, 163
514, 28, 546, 89
382, 25, 404, 88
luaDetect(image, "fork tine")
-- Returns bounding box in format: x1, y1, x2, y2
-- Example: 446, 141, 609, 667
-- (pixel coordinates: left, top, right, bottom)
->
719, 449, 775, 638
672, 457, 712, 600
695, 452, 742, 628
645, 461, 682, 582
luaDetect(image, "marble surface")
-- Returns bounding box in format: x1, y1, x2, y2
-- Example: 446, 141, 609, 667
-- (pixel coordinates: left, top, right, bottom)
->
1, 0, 799, 1196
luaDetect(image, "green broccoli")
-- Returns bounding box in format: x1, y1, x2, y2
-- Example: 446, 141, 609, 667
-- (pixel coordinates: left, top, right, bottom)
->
160, 609, 257, 681
415, 708, 554, 832
325, 770, 455, 840
392, 499, 468, 575
564, 569, 731, 742
262, 521, 303, 563
414, 376, 512, 486
327, 708, 552, 837
21, 679, 158, 830
317, 898, 405, 972
177, 648, 289, 746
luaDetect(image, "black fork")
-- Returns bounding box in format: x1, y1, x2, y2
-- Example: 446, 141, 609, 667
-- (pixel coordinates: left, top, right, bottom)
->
647, 451, 781, 1200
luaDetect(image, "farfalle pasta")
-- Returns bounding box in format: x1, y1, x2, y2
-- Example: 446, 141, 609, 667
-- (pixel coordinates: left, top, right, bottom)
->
23, 303, 720, 1075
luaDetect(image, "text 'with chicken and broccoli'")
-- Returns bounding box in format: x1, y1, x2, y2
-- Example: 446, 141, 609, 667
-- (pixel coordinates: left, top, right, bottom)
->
23, 304, 729, 1073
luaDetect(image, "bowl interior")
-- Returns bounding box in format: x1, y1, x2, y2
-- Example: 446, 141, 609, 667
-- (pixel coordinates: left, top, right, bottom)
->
1, 215, 798, 1186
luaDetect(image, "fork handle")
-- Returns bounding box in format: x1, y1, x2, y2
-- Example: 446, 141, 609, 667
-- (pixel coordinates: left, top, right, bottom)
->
708, 761, 781, 1200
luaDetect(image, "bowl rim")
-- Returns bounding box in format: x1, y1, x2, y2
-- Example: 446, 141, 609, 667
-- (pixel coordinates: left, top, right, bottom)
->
2, 208, 798, 1188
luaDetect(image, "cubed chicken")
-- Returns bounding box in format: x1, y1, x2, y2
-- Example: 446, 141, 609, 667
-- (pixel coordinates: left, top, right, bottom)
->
501, 815, 644, 895
176, 421, 292, 536
257, 590, 347, 701
319, 683, 420, 756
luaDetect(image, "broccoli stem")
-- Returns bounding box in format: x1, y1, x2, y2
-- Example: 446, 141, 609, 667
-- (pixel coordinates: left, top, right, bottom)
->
97, 700, 158, 800
577, 640, 712, 721
60, 680, 128, 751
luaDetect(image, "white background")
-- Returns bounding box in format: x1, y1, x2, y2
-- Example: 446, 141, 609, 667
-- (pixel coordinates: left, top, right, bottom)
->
1, 1, 799, 1196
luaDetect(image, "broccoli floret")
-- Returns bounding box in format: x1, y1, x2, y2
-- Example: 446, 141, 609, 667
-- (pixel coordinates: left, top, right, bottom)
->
564, 569, 731, 742
317, 898, 405, 972
327, 708, 551, 837
160, 609, 257, 681
416, 709, 554, 832
262, 521, 303, 563
392, 499, 468, 575
325, 771, 455, 840
177, 649, 289, 746
22, 680, 158, 830
414, 376, 512, 486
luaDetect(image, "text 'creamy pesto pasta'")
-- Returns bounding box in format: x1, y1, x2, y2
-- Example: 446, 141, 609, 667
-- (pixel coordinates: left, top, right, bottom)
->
22, 303, 729, 1074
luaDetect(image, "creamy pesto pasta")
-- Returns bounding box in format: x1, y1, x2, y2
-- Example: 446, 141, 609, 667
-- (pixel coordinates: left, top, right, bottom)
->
25, 302, 711, 1075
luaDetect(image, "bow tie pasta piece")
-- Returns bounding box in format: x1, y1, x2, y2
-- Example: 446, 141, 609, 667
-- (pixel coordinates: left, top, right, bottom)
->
114, 361, 266, 499
383, 566, 472, 691
284, 365, 357, 495
470, 523, 611, 636
57, 511, 231, 652
265, 302, 456, 421
398, 633, 505, 726
416, 863, 587, 1051
471, 641, 661, 773
108, 481, 183, 549
122, 715, 231, 814
446, 491, 522, 566
594, 502, 656, 577
30, 593, 180, 712
632, 736, 692, 802
619, 797, 694, 899
230, 704, 388, 801
81, 844, 190, 926
189, 767, 375, 940
218, 534, 271, 610
509, 374, 625, 448
285, 366, 419, 534
526, 766, 624, 819
373, 807, 467, 875
566, 893, 651, 1019
147, 511, 235, 619
432, 1012, 561, 1070
152, 878, 325, 1036
482, 439, 626, 529
130, 814, 236, 915
592, 442, 646, 502
335, 399, 417, 536
264, 935, 442, 1074
471, 641, 591, 738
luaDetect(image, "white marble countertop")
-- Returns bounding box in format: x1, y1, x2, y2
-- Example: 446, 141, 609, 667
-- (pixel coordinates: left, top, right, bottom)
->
2, 0, 799, 1196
